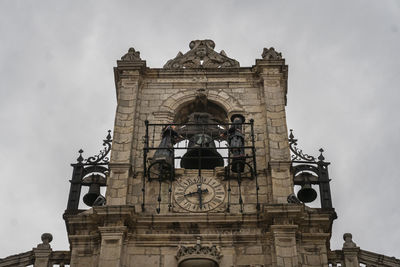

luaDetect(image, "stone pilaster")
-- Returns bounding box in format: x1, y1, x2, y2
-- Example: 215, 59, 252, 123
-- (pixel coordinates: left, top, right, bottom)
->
98, 226, 127, 267
33, 248, 51, 267
107, 57, 146, 205
271, 225, 299, 267
33, 233, 52, 267
256, 50, 292, 203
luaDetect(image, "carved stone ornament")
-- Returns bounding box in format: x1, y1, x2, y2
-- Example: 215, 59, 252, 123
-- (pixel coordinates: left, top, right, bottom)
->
342, 233, 357, 249
176, 240, 222, 267
164, 39, 239, 69
121, 47, 142, 61
36, 233, 53, 249
261, 47, 282, 60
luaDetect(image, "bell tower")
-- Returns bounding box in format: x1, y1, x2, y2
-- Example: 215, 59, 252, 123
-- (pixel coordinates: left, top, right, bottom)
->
1, 40, 399, 267
63, 40, 336, 267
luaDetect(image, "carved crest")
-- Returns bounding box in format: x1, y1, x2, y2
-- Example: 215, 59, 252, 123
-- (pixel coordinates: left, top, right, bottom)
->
176, 241, 222, 266
164, 39, 239, 69
121, 47, 142, 61
262, 47, 282, 60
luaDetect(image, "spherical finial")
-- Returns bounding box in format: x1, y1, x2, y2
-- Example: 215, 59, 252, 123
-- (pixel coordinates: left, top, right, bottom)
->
342, 233, 357, 248
343, 233, 352, 241
41, 233, 53, 245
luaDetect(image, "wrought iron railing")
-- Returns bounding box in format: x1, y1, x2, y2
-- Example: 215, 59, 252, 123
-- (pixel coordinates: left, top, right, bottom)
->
142, 119, 259, 213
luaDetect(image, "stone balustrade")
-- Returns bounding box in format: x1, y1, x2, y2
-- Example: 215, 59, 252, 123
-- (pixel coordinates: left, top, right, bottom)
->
0, 233, 70, 267
328, 233, 400, 267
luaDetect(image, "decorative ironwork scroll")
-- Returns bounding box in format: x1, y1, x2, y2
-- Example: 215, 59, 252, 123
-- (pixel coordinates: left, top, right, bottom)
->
85, 130, 112, 164
289, 129, 316, 162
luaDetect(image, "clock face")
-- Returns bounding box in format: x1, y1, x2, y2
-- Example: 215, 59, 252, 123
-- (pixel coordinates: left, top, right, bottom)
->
174, 176, 225, 212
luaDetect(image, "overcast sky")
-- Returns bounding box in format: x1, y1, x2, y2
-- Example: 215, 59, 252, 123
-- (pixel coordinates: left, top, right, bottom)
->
0, 0, 399, 259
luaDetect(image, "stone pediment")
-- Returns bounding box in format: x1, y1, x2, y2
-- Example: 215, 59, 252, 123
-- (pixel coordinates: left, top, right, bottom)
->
164, 39, 240, 69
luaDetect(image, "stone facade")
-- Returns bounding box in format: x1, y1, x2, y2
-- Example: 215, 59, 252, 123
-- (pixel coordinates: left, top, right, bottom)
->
66, 40, 326, 267
1, 40, 399, 267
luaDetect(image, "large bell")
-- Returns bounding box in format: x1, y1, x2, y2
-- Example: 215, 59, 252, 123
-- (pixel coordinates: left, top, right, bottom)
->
181, 133, 224, 169
297, 182, 317, 203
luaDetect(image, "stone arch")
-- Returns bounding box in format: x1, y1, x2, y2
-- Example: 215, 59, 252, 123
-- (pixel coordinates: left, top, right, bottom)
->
173, 96, 227, 124
157, 89, 244, 122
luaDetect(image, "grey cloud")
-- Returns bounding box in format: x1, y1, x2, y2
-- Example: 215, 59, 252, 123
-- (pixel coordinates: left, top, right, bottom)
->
0, 0, 399, 258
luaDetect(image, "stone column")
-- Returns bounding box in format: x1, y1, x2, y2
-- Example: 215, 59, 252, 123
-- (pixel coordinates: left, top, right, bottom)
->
33, 233, 52, 267
342, 233, 360, 267
98, 226, 127, 267
256, 48, 292, 203
271, 225, 299, 267
106, 51, 146, 205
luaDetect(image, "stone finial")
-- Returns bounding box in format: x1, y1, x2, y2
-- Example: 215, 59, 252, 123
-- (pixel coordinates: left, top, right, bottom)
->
343, 233, 357, 248
121, 47, 142, 61
261, 47, 282, 60
37, 233, 53, 249
164, 39, 239, 69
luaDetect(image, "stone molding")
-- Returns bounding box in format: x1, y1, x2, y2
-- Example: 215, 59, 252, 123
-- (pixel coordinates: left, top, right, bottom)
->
268, 161, 292, 171
108, 162, 131, 173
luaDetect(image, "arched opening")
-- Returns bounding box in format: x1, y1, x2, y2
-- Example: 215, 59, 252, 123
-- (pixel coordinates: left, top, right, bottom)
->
178, 258, 219, 267
173, 93, 228, 125
172, 94, 229, 170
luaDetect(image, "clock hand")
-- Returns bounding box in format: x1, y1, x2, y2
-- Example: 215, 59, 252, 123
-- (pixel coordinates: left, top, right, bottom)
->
197, 184, 210, 209
198, 185, 203, 209
184, 188, 209, 197
184, 191, 198, 197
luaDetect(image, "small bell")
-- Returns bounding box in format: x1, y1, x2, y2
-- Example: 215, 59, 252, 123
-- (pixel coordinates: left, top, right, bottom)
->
82, 174, 106, 207
83, 183, 101, 206
297, 182, 317, 203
